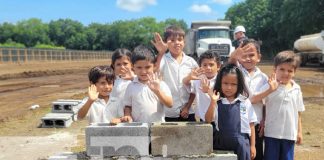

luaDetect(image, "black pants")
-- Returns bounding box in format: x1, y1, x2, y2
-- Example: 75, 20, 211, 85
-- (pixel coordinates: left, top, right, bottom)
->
255, 124, 264, 160
165, 113, 196, 122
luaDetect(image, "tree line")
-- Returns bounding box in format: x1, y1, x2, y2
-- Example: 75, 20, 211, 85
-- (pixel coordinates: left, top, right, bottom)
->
1, 0, 323, 57
225, 0, 324, 57
0, 17, 187, 51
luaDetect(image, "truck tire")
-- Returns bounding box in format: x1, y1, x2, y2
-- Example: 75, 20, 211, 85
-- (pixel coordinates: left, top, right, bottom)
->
298, 53, 307, 67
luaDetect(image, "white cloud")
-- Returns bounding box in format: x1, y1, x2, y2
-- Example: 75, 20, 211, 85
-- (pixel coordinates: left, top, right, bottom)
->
211, 0, 232, 5
116, 0, 157, 12
189, 4, 212, 14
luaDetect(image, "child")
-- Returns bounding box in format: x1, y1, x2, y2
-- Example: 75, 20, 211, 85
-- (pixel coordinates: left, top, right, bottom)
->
110, 48, 134, 97
229, 39, 268, 160
205, 64, 257, 160
110, 48, 134, 116
77, 65, 123, 124
122, 45, 173, 123
152, 25, 198, 122
182, 49, 221, 121
251, 51, 304, 160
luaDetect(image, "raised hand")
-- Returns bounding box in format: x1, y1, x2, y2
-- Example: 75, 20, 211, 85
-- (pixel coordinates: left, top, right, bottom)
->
88, 84, 99, 101
119, 66, 134, 80
147, 72, 161, 92
268, 73, 279, 91
189, 67, 206, 80
199, 75, 210, 93
208, 89, 220, 102
151, 32, 168, 54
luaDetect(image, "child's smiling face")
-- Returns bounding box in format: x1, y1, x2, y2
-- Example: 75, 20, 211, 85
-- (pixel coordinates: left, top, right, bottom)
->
238, 44, 261, 72
94, 76, 113, 98
200, 58, 219, 79
167, 35, 184, 56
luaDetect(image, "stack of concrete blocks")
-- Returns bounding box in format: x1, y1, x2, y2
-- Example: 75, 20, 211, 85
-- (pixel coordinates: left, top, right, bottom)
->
84, 122, 237, 160
86, 122, 150, 158
41, 99, 81, 128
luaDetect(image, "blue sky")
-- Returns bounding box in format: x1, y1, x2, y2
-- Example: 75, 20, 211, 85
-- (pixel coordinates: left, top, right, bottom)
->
0, 0, 243, 26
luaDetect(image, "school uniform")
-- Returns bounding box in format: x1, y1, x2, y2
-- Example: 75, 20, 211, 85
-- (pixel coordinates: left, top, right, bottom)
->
239, 64, 268, 160
260, 80, 305, 160
159, 52, 198, 121
77, 97, 122, 124
123, 77, 172, 123
110, 76, 132, 116
213, 96, 257, 160
190, 75, 217, 121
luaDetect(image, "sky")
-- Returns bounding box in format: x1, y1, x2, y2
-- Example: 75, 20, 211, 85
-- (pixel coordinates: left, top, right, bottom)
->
0, 0, 243, 26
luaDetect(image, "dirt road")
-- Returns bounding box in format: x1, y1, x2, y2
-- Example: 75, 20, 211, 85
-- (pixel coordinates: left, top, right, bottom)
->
0, 61, 323, 159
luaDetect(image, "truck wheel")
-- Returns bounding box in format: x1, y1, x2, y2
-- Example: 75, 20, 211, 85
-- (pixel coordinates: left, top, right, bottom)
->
299, 53, 307, 67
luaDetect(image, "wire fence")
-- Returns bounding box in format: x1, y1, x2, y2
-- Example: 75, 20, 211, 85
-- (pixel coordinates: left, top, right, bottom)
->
0, 47, 112, 63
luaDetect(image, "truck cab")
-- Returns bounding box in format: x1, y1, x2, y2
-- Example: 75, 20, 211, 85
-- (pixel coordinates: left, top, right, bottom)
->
184, 21, 235, 62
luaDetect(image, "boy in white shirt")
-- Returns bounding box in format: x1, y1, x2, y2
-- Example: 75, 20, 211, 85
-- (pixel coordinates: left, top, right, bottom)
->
182, 49, 221, 121
251, 51, 304, 160
122, 45, 173, 123
229, 39, 268, 160
152, 25, 198, 121
77, 66, 124, 124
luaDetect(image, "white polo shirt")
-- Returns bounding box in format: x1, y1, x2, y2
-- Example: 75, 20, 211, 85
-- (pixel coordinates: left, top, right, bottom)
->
260, 80, 305, 141
159, 52, 199, 117
124, 77, 172, 123
111, 76, 132, 99
190, 75, 217, 121
110, 77, 132, 113
239, 64, 268, 124
214, 95, 257, 135
77, 97, 122, 124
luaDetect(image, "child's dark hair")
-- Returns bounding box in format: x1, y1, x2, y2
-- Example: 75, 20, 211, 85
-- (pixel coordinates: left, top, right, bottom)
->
241, 38, 261, 54
274, 50, 300, 69
163, 25, 185, 42
88, 65, 115, 84
198, 49, 221, 66
214, 64, 249, 98
111, 48, 132, 69
131, 45, 156, 64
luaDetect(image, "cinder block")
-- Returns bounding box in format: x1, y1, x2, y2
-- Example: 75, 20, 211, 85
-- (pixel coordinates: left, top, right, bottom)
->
151, 122, 213, 156
51, 100, 80, 114
86, 122, 150, 158
41, 113, 73, 128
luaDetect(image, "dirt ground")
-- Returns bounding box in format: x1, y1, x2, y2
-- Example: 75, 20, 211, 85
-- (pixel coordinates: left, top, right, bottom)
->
0, 61, 323, 160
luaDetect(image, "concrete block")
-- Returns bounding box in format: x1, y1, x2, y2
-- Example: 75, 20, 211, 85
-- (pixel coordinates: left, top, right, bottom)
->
151, 122, 213, 156
51, 100, 80, 114
86, 122, 150, 157
41, 113, 73, 128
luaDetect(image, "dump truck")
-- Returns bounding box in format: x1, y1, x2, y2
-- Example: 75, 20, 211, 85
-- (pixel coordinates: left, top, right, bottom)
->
294, 30, 324, 66
184, 20, 235, 61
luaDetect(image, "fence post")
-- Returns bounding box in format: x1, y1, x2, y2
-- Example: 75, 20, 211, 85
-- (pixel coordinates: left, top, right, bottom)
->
9, 48, 12, 63
0, 48, 2, 63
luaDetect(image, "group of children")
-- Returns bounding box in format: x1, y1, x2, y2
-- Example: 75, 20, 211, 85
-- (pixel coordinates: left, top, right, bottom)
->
77, 26, 304, 160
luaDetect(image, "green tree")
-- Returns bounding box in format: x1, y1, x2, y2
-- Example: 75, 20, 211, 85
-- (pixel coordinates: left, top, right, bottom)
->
14, 18, 50, 47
